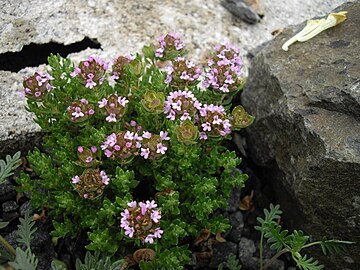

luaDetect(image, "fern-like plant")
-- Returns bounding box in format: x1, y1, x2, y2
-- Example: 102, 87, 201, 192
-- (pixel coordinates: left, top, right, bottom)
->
8, 209, 38, 270
74, 251, 125, 270
0, 151, 22, 185
255, 204, 354, 270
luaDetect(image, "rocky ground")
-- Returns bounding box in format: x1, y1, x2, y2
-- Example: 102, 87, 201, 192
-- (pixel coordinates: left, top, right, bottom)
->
0, 0, 353, 269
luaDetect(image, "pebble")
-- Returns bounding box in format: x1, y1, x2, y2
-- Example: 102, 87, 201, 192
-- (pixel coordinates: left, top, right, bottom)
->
238, 237, 256, 262
209, 242, 238, 269
228, 211, 244, 242
2, 201, 19, 212
19, 200, 32, 216
221, 0, 261, 24
0, 180, 16, 203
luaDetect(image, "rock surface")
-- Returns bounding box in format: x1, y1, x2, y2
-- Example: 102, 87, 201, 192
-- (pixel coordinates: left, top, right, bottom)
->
242, 1, 360, 269
0, 0, 345, 156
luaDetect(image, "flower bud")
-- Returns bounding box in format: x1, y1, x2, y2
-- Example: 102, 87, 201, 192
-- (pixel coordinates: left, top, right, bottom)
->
23, 72, 54, 101
71, 169, 110, 199
141, 91, 165, 114
231, 105, 254, 129
176, 119, 199, 144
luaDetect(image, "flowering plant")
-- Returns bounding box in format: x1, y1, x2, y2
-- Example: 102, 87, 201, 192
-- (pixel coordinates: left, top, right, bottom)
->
17, 33, 254, 269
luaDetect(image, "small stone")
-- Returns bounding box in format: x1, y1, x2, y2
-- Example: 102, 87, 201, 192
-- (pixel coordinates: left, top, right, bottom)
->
209, 242, 238, 269
19, 200, 32, 216
3, 211, 20, 222
2, 201, 19, 212
228, 211, 244, 242
238, 237, 256, 262
265, 259, 285, 270
227, 183, 242, 212
0, 180, 16, 203
287, 267, 297, 270
221, 0, 261, 24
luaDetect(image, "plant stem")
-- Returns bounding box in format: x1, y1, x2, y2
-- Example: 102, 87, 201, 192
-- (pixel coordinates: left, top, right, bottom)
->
259, 232, 264, 270
0, 235, 16, 257
302, 241, 322, 249
263, 248, 288, 270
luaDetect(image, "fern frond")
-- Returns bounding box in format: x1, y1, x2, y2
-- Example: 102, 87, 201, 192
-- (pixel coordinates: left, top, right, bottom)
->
16, 209, 37, 249
255, 204, 282, 232
295, 254, 324, 270
8, 248, 38, 270
288, 230, 309, 253
227, 254, 242, 270
320, 238, 354, 255
75, 251, 125, 270
264, 223, 290, 252
0, 151, 22, 185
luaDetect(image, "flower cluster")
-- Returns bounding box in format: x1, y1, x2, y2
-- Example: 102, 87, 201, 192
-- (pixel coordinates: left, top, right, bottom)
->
23, 71, 54, 100
199, 104, 232, 139
101, 131, 142, 162
71, 55, 108, 89
71, 169, 110, 199
67, 98, 95, 122
155, 33, 184, 59
140, 131, 170, 159
77, 145, 99, 167
98, 94, 129, 123
120, 200, 163, 244
111, 54, 134, 80
203, 43, 243, 93
164, 90, 202, 121
165, 57, 202, 86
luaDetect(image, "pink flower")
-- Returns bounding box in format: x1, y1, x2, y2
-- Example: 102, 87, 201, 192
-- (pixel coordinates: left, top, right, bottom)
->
202, 122, 211, 132
144, 234, 154, 244
151, 210, 161, 223
128, 201, 137, 208
142, 131, 152, 139
139, 202, 147, 215
156, 143, 167, 154
146, 200, 157, 209
98, 98, 107, 108
72, 175, 80, 184
106, 113, 117, 122
78, 146, 84, 153
100, 170, 110, 185
159, 131, 170, 141
154, 228, 163, 238
125, 227, 135, 238
140, 148, 150, 159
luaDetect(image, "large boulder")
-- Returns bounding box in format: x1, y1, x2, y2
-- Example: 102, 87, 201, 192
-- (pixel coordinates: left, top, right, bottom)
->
242, 2, 360, 269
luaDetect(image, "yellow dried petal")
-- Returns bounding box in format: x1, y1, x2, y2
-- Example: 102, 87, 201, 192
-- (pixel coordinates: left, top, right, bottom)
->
282, 11, 347, 51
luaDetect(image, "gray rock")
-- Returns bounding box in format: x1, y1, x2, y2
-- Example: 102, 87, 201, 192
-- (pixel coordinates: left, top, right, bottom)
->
208, 242, 238, 269
241, 257, 260, 270
238, 237, 256, 263
3, 211, 20, 222
228, 211, 244, 242
227, 183, 242, 212
0, 180, 16, 202
19, 200, 32, 216
2, 201, 19, 212
221, 0, 261, 24
264, 259, 285, 270
241, 2, 360, 269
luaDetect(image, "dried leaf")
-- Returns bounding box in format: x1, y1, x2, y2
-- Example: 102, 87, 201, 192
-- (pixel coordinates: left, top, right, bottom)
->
215, 232, 226, 243
133, 248, 156, 263
16, 192, 24, 203
239, 190, 254, 211
193, 228, 211, 245
271, 28, 284, 37
194, 251, 213, 262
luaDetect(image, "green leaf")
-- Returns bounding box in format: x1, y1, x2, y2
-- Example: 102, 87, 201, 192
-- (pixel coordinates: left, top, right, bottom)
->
0, 151, 22, 185
255, 204, 282, 233
319, 238, 354, 255
16, 209, 37, 250
75, 251, 125, 270
0, 220, 9, 230
294, 254, 324, 270
288, 230, 309, 253
51, 259, 68, 270
8, 248, 38, 270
